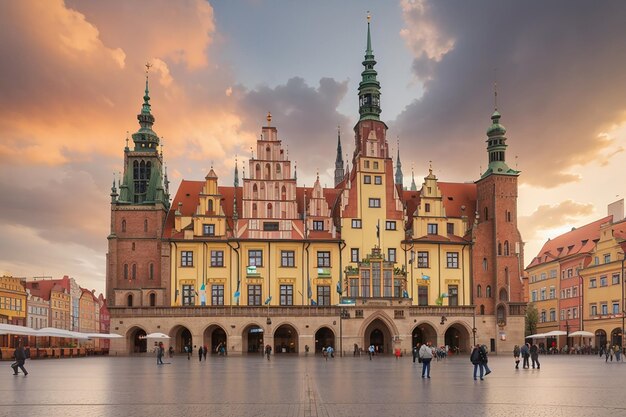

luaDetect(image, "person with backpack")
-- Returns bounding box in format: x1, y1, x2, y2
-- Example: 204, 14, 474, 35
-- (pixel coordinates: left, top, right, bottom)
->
479, 344, 492, 376
470, 344, 484, 380
11, 340, 28, 376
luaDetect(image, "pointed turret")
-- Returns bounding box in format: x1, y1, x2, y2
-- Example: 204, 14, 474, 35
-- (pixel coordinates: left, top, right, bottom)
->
132, 63, 159, 153
358, 13, 382, 121
334, 126, 345, 186
233, 158, 239, 222
410, 167, 417, 191
481, 107, 519, 179
395, 141, 403, 186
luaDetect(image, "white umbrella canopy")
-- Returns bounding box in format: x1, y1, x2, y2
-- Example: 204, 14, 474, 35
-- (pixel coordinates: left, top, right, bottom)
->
36, 327, 91, 340
527, 333, 546, 339
86, 332, 123, 339
569, 330, 594, 337
140, 332, 170, 339
544, 330, 568, 337
0, 323, 39, 336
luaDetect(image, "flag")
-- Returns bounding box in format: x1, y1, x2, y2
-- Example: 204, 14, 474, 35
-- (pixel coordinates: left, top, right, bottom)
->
307, 277, 312, 299
234, 291, 240, 298
421, 273, 430, 280
402, 290, 409, 298
376, 220, 380, 239
336, 281, 343, 295
264, 295, 272, 305
311, 299, 317, 306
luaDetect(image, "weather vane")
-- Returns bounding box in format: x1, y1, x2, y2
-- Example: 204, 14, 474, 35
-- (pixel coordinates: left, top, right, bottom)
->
145, 62, 153, 74
367, 11, 371, 22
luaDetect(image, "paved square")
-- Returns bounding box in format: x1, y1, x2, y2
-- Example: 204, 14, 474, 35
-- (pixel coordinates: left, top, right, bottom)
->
1, 354, 626, 416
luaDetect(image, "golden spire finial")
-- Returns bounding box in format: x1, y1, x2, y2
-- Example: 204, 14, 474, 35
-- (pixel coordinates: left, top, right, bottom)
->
367, 11, 371, 22
267, 111, 272, 126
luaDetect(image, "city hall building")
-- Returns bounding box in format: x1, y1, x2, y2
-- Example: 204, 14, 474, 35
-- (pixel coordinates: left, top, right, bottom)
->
106, 21, 526, 356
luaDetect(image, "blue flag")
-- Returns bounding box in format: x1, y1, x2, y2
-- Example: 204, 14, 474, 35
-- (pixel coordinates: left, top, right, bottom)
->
422, 273, 430, 280
264, 295, 272, 305
336, 281, 342, 295
402, 290, 409, 298
311, 299, 317, 306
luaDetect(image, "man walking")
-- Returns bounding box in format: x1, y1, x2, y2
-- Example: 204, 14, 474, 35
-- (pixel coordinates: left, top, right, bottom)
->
530, 343, 540, 369
368, 344, 375, 360
521, 343, 530, 369
11, 340, 28, 376
480, 344, 492, 375
419, 341, 433, 378
470, 344, 484, 380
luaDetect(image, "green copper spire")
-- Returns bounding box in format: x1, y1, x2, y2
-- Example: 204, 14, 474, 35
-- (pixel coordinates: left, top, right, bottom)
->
132, 63, 159, 153
358, 13, 381, 121
395, 140, 403, 185
481, 107, 519, 179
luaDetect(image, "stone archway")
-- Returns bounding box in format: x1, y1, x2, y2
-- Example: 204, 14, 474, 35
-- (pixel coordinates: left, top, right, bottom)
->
127, 326, 147, 354
444, 323, 471, 354
611, 327, 622, 347
412, 322, 437, 348
203, 324, 228, 354
274, 324, 298, 353
242, 324, 265, 354
170, 325, 193, 353
314, 327, 335, 353
363, 318, 392, 354
595, 329, 607, 349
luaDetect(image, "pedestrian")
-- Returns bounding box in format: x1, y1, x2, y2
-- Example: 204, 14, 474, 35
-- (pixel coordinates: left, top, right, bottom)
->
470, 344, 484, 380
368, 344, 375, 360
614, 345, 622, 362
198, 345, 203, 362
530, 343, 540, 369
413, 343, 420, 363
203, 345, 207, 360
327, 346, 334, 358
513, 345, 520, 369
11, 340, 28, 376
156, 342, 165, 365
265, 344, 272, 360
353, 343, 359, 357
394, 347, 401, 359
322, 346, 328, 360
479, 344, 491, 376
186, 344, 191, 360
521, 343, 530, 369
168, 346, 174, 358
419, 341, 433, 378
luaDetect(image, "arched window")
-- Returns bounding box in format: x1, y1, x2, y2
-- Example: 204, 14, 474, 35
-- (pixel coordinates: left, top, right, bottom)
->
123, 264, 128, 280
499, 288, 508, 302
144, 219, 148, 232
482, 258, 488, 271
486, 285, 492, 298
266, 146, 271, 159
255, 163, 261, 179
253, 184, 258, 199
281, 185, 287, 201
149, 263, 154, 280
497, 305, 506, 324
480, 305, 485, 315
477, 285, 482, 298
506, 210, 512, 222
252, 203, 257, 217
265, 163, 271, 179
208, 199, 214, 214
504, 241, 510, 256
498, 242, 502, 256
121, 220, 126, 233
274, 183, 279, 199
132, 264, 137, 280
260, 183, 265, 199
132, 242, 135, 251
276, 164, 281, 174
149, 293, 156, 307
127, 294, 133, 307
484, 207, 489, 221
267, 203, 273, 218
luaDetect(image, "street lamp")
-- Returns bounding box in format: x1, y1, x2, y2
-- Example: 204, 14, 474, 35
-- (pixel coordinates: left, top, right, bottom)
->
339, 308, 349, 357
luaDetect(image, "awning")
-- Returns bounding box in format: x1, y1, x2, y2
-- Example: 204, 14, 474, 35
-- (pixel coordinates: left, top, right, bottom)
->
140, 332, 170, 339
36, 327, 91, 340
569, 330, 594, 337
0, 323, 39, 336
527, 333, 546, 339
544, 330, 568, 337
85, 332, 123, 339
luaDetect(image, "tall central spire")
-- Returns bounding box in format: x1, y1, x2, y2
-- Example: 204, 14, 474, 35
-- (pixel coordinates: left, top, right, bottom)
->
395, 139, 403, 186
334, 126, 345, 186
358, 12, 381, 121
133, 62, 159, 152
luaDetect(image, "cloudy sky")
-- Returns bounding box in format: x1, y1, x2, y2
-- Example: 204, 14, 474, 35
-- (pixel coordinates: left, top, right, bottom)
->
1, 0, 625, 295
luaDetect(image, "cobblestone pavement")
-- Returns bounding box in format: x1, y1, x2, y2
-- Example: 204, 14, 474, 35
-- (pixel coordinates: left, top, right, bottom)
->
1, 353, 626, 416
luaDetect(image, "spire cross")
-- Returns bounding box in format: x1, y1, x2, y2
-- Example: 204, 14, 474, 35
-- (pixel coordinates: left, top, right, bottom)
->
367, 10, 371, 22
125, 131, 129, 148
493, 68, 498, 110
145, 62, 153, 74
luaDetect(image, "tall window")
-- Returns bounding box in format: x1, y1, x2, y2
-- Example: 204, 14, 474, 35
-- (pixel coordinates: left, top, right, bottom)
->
131, 264, 137, 280
123, 264, 128, 280
417, 251, 429, 268
387, 248, 396, 263
486, 285, 492, 298
212, 285, 224, 306
144, 219, 148, 232
427, 224, 438, 235
360, 270, 371, 297
425, 203, 431, 213
448, 285, 458, 306
149, 293, 156, 306
364, 175, 371, 184
281, 251, 295, 267
418, 286, 428, 306
248, 250, 263, 266
482, 258, 488, 271
374, 176, 382, 185
121, 220, 126, 232
477, 285, 482, 297
372, 263, 381, 297
149, 263, 154, 280
351, 248, 359, 263
211, 250, 224, 267
127, 294, 133, 307
181, 251, 193, 267
317, 285, 330, 306
447, 223, 454, 235
133, 160, 151, 203
317, 251, 331, 267
446, 252, 459, 268
248, 285, 261, 306
504, 241, 510, 256
182, 284, 195, 306
280, 285, 293, 306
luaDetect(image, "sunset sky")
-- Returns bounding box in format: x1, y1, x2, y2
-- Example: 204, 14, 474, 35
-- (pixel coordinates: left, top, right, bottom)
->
1, 0, 625, 295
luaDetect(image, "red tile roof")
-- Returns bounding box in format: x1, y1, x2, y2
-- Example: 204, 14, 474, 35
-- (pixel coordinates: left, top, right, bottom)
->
526, 216, 612, 268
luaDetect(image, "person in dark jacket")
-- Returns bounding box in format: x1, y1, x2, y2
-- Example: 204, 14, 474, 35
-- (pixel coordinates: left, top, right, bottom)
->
530, 343, 540, 369
470, 344, 484, 380
513, 345, 521, 369
520, 343, 530, 369
11, 340, 28, 376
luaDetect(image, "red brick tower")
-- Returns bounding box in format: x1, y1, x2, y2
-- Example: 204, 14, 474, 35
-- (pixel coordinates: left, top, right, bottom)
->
106, 65, 170, 308
472, 107, 524, 323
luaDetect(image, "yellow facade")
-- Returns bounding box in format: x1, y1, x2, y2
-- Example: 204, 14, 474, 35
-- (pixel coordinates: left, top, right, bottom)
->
0, 275, 27, 324
50, 289, 71, 330
527, 262, 560, 333
581, 222, 625, 345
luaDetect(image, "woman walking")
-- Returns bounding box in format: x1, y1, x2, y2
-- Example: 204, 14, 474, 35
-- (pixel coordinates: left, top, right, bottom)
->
513, 345, 521, 369
419, 341, 433, 378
